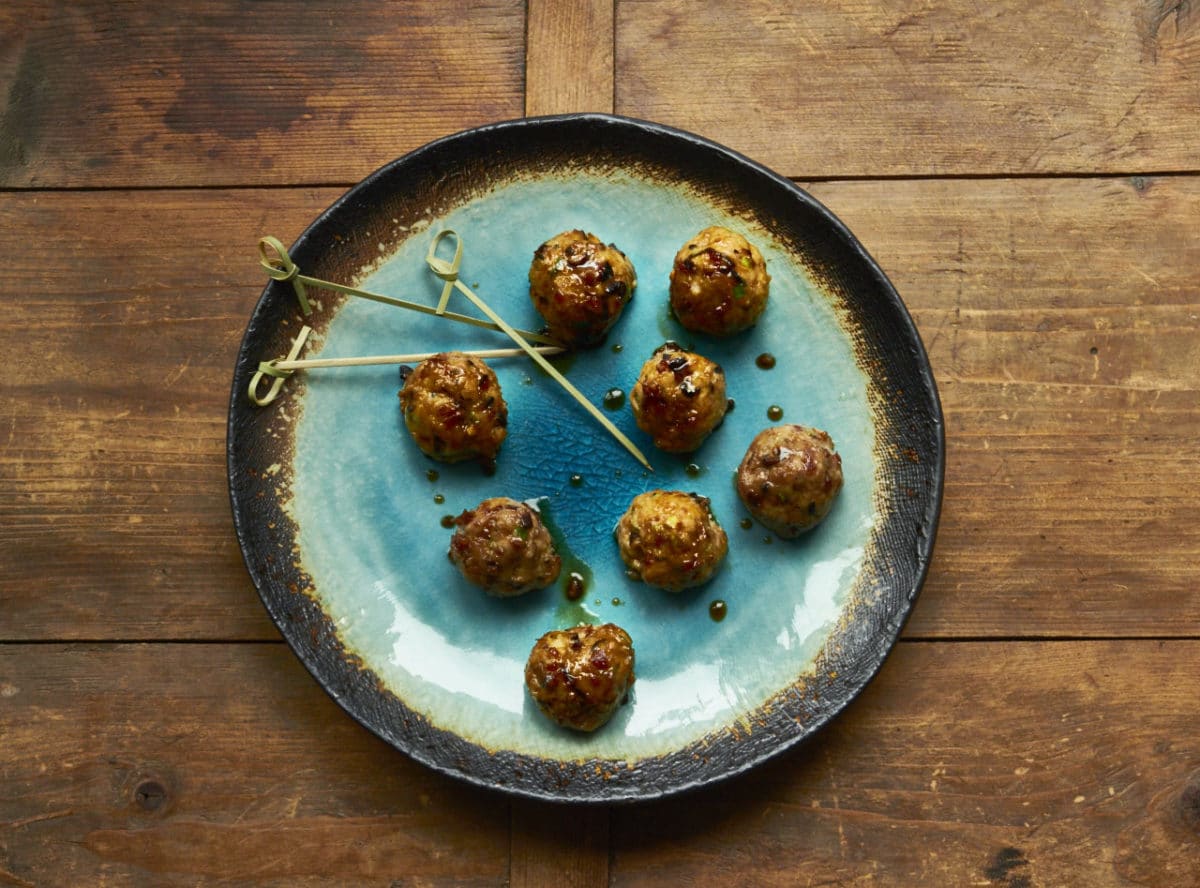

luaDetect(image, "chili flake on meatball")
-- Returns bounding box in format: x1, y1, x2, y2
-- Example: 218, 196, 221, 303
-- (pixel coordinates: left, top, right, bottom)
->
448, 497, 561, 597
736, 425, 843, 538
524, 623, 635, 732
615, 490, 728, 592
669, 226, 770, 336
630, 342, 728, 453
529, 230, 637, 348
398, 352, 507, 465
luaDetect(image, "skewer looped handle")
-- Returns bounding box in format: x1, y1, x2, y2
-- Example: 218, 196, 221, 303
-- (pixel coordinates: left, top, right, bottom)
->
258, 237, 311, 316
248, 325, 312, 406
426, 229, 464, 315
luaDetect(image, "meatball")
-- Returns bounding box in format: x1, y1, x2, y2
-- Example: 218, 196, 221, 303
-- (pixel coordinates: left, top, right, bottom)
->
669, 226, 770, 335
615, 490, 728, 592
529, 230, 637, 348
448, 498, 561, 596
630, 342, 728, 453
398, 352, 507, 465
524, 623, 635, 732
736, 425, 844, 538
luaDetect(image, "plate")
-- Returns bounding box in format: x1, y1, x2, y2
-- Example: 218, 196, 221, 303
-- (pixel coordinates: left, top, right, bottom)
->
227, 114, 943, 802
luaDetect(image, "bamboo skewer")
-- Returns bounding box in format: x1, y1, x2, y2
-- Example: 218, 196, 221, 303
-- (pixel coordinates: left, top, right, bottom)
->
273, 345, 564, 371
425, 230, 652, 471
251, 232, 652, 471
257, 236, 558, 346
248, 329, 564, 406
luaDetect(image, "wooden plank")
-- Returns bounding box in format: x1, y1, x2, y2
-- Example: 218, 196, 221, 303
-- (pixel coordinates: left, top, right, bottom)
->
526, 0, 615, 116
2, 175, 1197, 641
0, 644, 510, 886
3, 641, 1196, 884
0, 0, 525, 188
510, 802, 610, 888
616, 0, 1200, 178
0, 188, 346, 641
611, 640, 1200, 887
800, 175, 1200, 638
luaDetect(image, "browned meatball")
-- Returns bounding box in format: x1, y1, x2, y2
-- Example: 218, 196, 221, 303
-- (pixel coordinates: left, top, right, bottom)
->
398, 352, 507, 465
669, 226, 770, 335
448, 498, 561, 596
524, 623, 635, 732
529, 230, 637, 347
736, 425, 844, 538
615, 490, 728, 592
629, 342, 728, 453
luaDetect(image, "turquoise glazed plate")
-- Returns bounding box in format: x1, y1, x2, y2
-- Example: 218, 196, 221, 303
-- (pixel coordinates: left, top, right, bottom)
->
228, 115, 943, 802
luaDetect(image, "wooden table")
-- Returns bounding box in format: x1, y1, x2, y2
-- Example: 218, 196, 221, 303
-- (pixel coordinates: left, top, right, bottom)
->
3, 2, 1198, 884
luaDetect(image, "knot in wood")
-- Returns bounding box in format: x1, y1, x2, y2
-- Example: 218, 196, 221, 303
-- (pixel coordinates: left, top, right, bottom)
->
134, 779, 168, 811
1179, 782, 1200, 833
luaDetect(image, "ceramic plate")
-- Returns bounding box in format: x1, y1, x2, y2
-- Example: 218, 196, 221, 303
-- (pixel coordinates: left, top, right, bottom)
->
228, 114, 943, 802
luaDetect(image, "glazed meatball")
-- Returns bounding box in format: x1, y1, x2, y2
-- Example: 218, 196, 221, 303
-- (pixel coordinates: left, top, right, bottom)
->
529, 230, 637, 348
398, 352, 507, 465
669, 226, 770, 335
736, 425, 844, 538
448, 498, 561, 597
615, 490, 728, 592
524, 623, 635, 732
630, 342, 728, 453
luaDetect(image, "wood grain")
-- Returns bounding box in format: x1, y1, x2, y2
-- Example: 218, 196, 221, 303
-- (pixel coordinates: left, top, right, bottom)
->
0, 0, 525, 188
3, 176, 1196, 641
511, 802, 609, 888
526, 0, 615, 116
2, 641, 1196, 886
612, 640, 1200, 887
0, 188, 345, 641
616, 0, 1200, 178
0, 644, 510, 886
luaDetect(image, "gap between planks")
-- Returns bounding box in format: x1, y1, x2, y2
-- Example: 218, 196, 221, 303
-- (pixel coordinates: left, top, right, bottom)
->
4, 170, 1200, 197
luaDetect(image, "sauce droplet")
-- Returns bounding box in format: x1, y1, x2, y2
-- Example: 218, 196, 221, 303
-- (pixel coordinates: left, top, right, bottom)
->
426, 469, 439, 482
740, 518, 753, 530
763, 535, 774, 545
565, 572, 586, 601
569, 473, 584, 487
709, 600, 728, 622
433, 493, 445, 504
685, 463, 702, 477
440, 515, 456, 529
602, 388, 625, 410
756, 353, 777, 370
767, 405, 784, 421
611, 343, 624, 353
611, 597, 622, 606
726, 398, 736, 413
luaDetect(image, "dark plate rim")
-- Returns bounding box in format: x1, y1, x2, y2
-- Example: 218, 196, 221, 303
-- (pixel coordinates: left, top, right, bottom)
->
227, 112, 945, 803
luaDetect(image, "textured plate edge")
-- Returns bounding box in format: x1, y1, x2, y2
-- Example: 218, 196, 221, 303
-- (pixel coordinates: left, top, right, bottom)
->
225, 112, 946, 804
